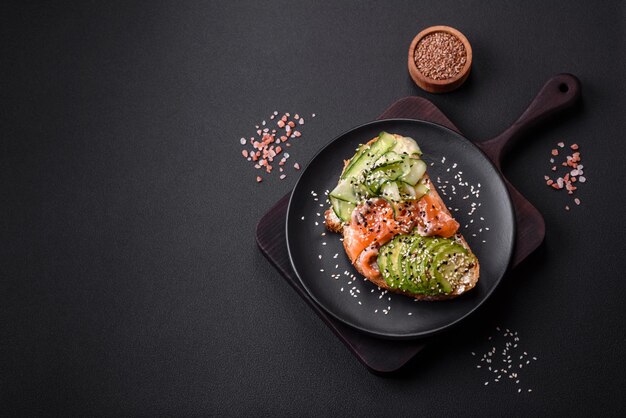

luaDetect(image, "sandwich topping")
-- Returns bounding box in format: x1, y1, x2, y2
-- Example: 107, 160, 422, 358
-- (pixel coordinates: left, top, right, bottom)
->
325, 132, 477, 298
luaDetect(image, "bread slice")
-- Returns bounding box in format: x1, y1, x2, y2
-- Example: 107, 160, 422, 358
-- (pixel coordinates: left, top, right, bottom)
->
324, 135, 479, 300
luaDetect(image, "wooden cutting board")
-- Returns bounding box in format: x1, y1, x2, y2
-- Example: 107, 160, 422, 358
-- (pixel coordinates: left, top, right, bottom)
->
255, 74, 580, 373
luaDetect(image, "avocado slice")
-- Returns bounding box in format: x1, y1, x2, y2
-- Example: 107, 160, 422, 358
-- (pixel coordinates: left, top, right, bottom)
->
383, 235, 411, 289
415, 238, 446, 279
432, 244, 472, 294
399, 236, 429, 293
379, 234, 475, 297
376, 244, 390, 280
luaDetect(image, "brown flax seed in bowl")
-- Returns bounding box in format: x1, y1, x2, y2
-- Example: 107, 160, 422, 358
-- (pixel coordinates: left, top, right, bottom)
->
407, 26, 472, 93
414, 32, 467, 80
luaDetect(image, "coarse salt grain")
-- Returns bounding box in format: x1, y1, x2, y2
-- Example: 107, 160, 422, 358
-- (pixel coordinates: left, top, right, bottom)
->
545, 141, 586, 208
240, 111, 314, 182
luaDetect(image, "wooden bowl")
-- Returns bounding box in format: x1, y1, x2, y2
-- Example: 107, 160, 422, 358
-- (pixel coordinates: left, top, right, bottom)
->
408, 25, 472, 93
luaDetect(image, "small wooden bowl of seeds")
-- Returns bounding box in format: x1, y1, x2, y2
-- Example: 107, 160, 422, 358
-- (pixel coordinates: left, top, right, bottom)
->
408, 25, 472, 93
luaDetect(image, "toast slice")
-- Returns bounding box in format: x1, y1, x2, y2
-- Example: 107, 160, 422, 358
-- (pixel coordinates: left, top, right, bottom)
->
324, 134, 479, 300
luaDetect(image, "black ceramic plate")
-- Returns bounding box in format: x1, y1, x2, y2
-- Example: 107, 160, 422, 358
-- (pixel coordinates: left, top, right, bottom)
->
286, 119, 515, 339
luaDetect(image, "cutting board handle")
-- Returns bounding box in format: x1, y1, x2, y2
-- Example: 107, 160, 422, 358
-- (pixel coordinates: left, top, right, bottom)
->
478, 73, 581, 167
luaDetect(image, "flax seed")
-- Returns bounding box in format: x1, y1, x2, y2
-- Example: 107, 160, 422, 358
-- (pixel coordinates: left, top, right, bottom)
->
414, 32, 467, 80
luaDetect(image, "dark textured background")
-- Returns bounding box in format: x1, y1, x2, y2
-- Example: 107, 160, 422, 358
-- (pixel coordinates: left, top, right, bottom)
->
2, 1, 625, 416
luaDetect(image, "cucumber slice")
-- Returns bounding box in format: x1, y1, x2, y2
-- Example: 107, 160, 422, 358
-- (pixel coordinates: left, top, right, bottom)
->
397, 182, 422, 200
380, 182, 401, 201
400, 159, 427, 186
414, 183, 429, 199
371, 162, 405, 181
330, 196, 356, 221
364, 162, 404, 193
341, 132, 396, 180
373, 151, 404, 168
329, 179, 357, 203
398, 182, 416, 200
342, 143, 369, 178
